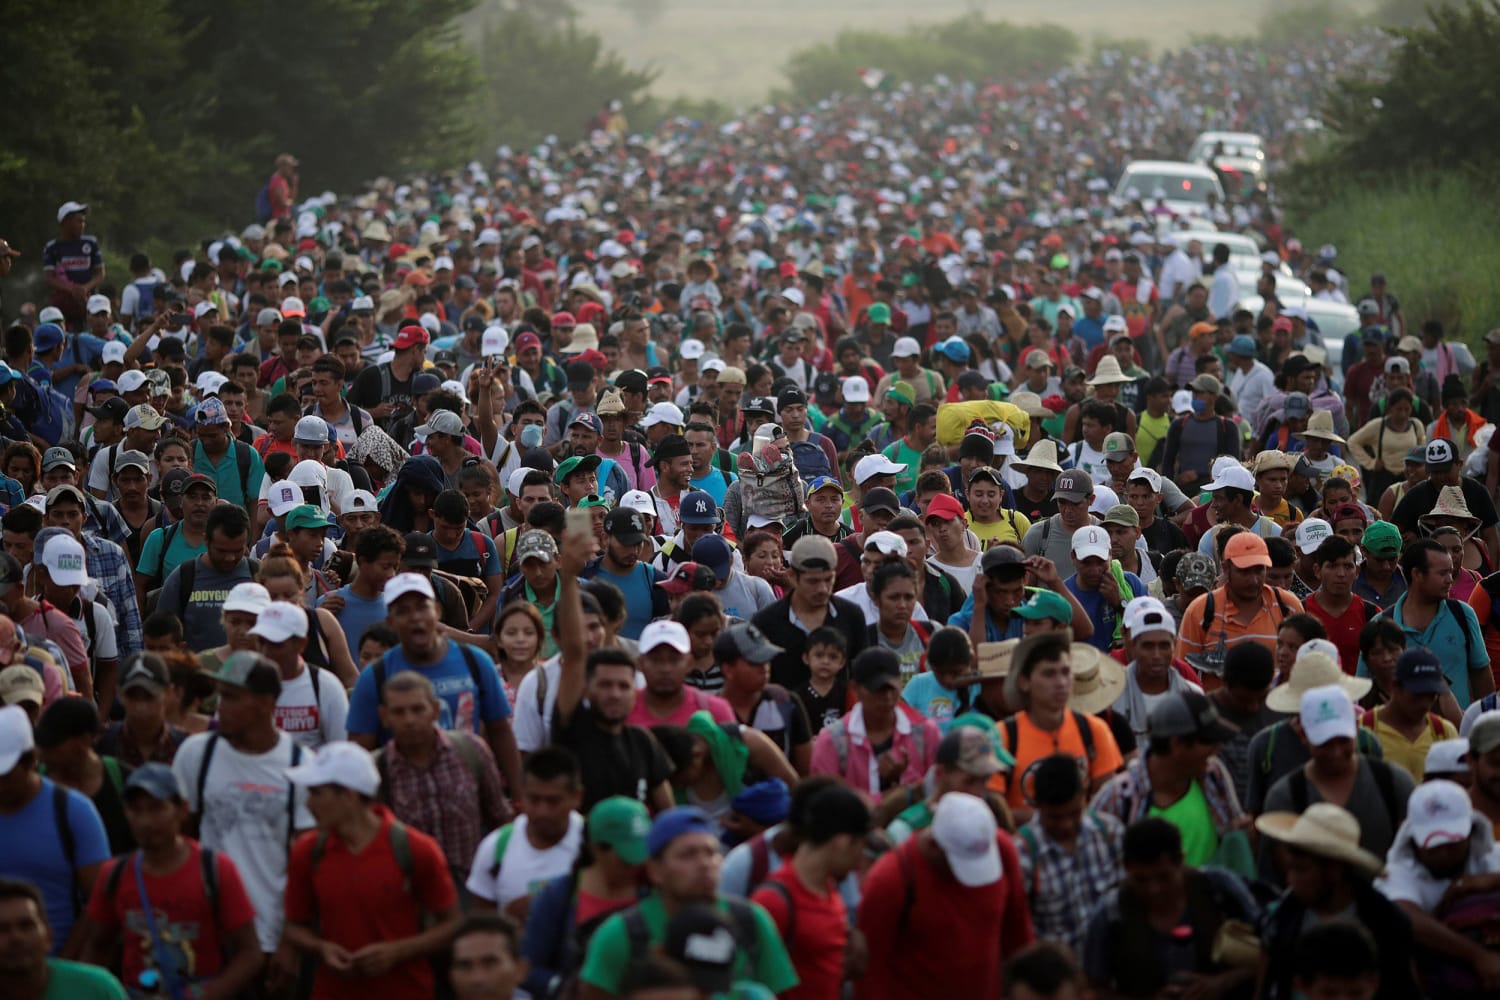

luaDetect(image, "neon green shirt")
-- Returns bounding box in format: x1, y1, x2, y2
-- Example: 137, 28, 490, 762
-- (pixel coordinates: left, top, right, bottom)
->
1149, 779, 1219, 866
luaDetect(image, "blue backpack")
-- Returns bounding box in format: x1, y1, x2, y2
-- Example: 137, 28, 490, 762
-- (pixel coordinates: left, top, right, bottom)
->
787, 439, 834, 483
254, 184, 273, 224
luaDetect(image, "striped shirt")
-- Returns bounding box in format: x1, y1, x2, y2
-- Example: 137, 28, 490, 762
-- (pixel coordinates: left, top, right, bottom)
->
1175, 585, 1302, 672
1015, 811, 1125, 953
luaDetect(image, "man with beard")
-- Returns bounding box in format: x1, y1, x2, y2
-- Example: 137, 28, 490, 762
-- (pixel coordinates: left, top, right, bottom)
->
580, 508, 667, 641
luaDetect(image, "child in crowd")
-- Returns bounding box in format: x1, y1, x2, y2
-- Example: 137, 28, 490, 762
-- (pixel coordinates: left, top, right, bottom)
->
795, 626, 848, 736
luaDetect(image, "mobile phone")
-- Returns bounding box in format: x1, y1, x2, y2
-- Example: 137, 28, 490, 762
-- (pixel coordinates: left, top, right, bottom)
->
565, 507, 593, 541
488, 355, 505, 368
169, 312, 190, 327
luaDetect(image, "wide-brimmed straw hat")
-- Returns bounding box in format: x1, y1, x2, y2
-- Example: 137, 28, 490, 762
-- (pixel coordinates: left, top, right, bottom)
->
1255, 802, 1384, 875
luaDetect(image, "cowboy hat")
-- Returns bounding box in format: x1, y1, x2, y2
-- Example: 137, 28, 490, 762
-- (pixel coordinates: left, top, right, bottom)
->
956, 639, 1019, 686
1420, 484, 1482, 533
1086, 356, 1132, 387
1255, 802, 1383, 875
1003, 629, 1075, 708
1068, 643, 1127, 715
1009, 391, 1054, 419
1296, 410, 1345, 444
1012, 439, 1064, 474
1265, 649, 1371, 713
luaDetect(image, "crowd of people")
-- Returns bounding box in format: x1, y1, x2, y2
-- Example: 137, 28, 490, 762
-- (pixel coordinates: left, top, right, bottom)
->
0, 23, 1495, 1000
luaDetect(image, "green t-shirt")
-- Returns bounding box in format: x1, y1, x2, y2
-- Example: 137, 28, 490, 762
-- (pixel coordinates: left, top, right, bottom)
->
1148, 779, 1219, 866
880, 438, 924, 496
135, 523, 206, 582
580, 894, 798, 995
887, 800, 935, 844
1135, 410, 1173, 467
44, 959, 127, 999
524, 580, 559, 658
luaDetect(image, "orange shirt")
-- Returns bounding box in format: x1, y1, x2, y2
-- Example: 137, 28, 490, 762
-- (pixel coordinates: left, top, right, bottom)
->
990, 710, 1124, 809
1176, 586, 1303, 667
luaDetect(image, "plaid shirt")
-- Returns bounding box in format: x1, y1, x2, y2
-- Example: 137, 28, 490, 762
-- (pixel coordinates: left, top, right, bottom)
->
82, 534, 142, 657
1089, 753, 1244, 833
1015, 811, 1125, 953
380, 728, 510, 874
83, 495, 131, 551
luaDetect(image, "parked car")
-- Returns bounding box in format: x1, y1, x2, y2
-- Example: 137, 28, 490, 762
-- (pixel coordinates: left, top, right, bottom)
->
1188, 131, 1267, 194
1111, 161, 1225, 220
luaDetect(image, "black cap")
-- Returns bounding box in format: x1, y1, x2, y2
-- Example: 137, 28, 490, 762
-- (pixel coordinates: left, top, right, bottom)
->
520, 448, 556, 475
0, 552, 22, 598
35, 696, 101, 749
663, 904, 737, 994
1147, 690, 1239, 743
333, 331, 360, 348
851, 648, 903, 691
741, 396, 775, 416
402, 532, 438, 568
615, 369, 648, 394
647, 365, 672, 382
652, 434, 691, 467
777, 387, 807, 411
980, 545, 1026, 577
566, 361, 595, 388
462, 314, 488, 332
433, 349, 457, 366
812, 372, 840, 400
87, 396, 130, 423
604, 507, 648, 545
860, 487, 900, 515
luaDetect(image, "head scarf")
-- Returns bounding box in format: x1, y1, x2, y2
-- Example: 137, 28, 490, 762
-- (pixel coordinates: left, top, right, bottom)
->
377, 455, 446, 532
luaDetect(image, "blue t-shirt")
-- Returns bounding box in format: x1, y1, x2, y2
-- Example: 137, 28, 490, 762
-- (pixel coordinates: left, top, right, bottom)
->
135, 523, 206, 582
902, 673, 979, 732
42, 236, 103, 285
1389, 595, 1488, 705
346, 641, 511, 740
1073, 316, 1105, 352
50, 333, 106, 400
589, 563, 663, 640
689, 468, 737, 507
434, 529, 502, 580
949, 593, 1025, 642
0, 779, 109, 950
318, 585, 389, 656
1065, 572, 1147, 652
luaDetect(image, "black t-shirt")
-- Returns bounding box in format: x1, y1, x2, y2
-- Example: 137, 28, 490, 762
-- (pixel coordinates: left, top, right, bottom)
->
753, 596, 868, 691
1391, 476, 1498, 534
1015, 489, 1058, 523
738, 685, 812, 770
42, 236, 103, 284
552, 703, 673, 812
795, 679, 847, 736
1141, 515, 1189, 555
348, 363, 415, 424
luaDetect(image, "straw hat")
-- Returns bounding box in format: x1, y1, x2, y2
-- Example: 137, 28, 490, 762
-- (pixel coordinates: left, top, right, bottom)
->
957, 639, 1019, 685
1086, 356, 1131, 386
1009, 391, 1054, 419
1002, 630, 1075, 707
1068, 643, 1127, 715
1013, 439, 1064, 474
1297, 410, 1345, 444
1255, 802, 1384, 875
1420, 485, 1481, 532
1265, 650, 1371, 713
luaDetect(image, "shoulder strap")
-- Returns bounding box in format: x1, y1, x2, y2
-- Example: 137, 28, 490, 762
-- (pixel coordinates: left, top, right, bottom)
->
755, 878, 796, 942
1017, 823, 1041, 900
373, 651, 389, 703
1288, 768, 1310, 813
622, 904, 652, 956
720, 897, 764, 967
380, 364, 392, 401
490, 822, 517, 875
1369, 758, 1399, 826
458, 643, 484, 698
1430, 713, 1446, 739
155, 521, 180, 582
450, 730, 487, 787
53, 782, 76, 873
286, 741, 302, 853
175, 556, 198, 620
1447, 598, 1477, 653
103, 855, 129, 904
829, 720, 850, 774
1201, 590, 1216, 632
748, 834, 772, 888
895, 842, 918, 933
195, 732, 221, 820
1071, 711, 1097, 763
309, 659, 322, 703
102, 756, 123, 796
234, 441, 252, 499
389, 820, 415, 898
200, 847, 220, 926
1360, 707, 1376, 729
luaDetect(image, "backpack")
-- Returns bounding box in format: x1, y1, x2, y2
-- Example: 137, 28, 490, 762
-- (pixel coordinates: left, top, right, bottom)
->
308, 820, 425, 923
787, 438, 834, 483
484, 821, 517, 881
254, 184, 273, 224
102, 846, 221, 933
30, 377, 71, 446
1286, 757, 1401, 828
432, 568, 486, 621
1259, 721, 1383, 782
194, 732, 303, 853
737, 444, 805, 525
52, 782, 86, 914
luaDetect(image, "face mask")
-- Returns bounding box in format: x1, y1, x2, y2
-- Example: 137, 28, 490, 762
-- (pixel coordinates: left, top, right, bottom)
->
1191, 398, 1209, 415
519, 424, 544, 449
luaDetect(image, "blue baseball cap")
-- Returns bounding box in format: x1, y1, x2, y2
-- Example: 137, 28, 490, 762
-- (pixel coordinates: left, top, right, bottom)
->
569, 411, 603, 435
1228, 334, 1258, 357
648, 806, 716, 858
124, 762, 184, 801
936, 337, 971, 363
805, 475, 844, 499
691, 534, 733, 581
0, 363, 14, 387
33, 323, 64, 353
678, 490, 721, 526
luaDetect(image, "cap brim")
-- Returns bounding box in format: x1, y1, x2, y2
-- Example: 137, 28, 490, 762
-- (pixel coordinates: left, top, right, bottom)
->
0, 748, 23, 777
1226, 555, 1272, 569
1401, 677, 1447, 695
611, 530, 647, 545
946, 841, 1002, 887
1072, 546, 1110, 562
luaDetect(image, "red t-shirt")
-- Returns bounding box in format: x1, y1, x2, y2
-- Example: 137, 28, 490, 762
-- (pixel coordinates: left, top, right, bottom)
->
574, 888, 634, 927
627, 689, 735, 728
752, 865, 847, 1000
86, 841, 257, 990
284, 809, 458, 1000
1304, 592, 1370, 675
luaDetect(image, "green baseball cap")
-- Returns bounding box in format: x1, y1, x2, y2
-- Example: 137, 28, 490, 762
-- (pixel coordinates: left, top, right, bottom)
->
885, 380, 915, 407
1362, 520, 1402, 559
1012, 587, 1073, 624
588, 796, 650, 864
868, 302, 892, 324
284, 504, 335, 532
554, 454, 601, 486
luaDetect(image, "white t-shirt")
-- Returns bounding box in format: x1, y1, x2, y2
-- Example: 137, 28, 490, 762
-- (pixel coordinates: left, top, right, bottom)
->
928, 555, 979, 596
172, 731, 315, 952
465, 812, 584, 907
273, 665, 349, 749
71, 596, 118, 670
512, 658, 561, 753
1377, 824, 1500, 912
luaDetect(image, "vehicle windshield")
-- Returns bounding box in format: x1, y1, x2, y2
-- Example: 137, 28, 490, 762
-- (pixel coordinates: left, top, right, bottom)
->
1121, 173, 1217, 203
1195, 139, 1262, 160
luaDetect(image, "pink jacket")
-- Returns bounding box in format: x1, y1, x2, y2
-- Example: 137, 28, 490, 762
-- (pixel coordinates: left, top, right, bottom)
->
810, 704, 940, 801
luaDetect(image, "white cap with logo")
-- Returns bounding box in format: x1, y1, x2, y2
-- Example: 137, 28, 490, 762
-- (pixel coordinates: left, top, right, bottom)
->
1071, 525, 1111, 562
40, 535, 88, 587
249, 602, 310, 643
384, 573, 436, 608
639, 620, 691, 655
1300, 684, 1357, 747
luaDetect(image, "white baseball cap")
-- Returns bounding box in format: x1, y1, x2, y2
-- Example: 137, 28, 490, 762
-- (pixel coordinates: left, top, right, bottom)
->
1123, 596, 1173, 636
101, 342, 127, 365
1071, 525, 1111, 562
931, 792, 1000, 887
1171, 389, 1194, 415
1127, 466, 1163, 493
481, 327, 509, 356
223, 582, 272, 616
267, 481, 303, 517
842, 377, 871, 403
118, 370, 149, 393
285, 741, 381, 797
86, 294, 112, 316
195, 371, 229, 396
1089, 485, 1120, 516
193, 301, 219, 319
38, 307, 65, 325
343, 489, 378, 514
1425, 738, 1471, 777
640, 402, 685, 429
384, 572, 436, 607
249, 602, 309, 643
780, 288, 805, 308
621, 489, 656, 516
863, 531, 908, 557
1300, 684, 1357, 747
639, 620, 691, 655
1406, 780, 1476, 849
39, 535, 88, 587
294, 415, 330, 444
679, 339, 706, 361
1204, 465, 1255, 492
853, 454, 905, 485
890, 336, 922, 359
507, 466, 535, 499
0, 705, 35, 776
1295, 518, 1333, 555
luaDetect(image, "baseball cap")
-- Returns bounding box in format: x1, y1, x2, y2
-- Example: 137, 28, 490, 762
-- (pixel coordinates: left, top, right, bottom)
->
1426, 438, 1457, 468
1204, 465, 1255, 492
123, 763, 183, 802
45, 485, 87, 509
678, 491, 720, 526
712, 622, 784, 665
619, 489, 655, 517
1294, 518, 1333, 555
980, 544, 1026, 577
640, 402, 686, 431
931, 793, 1001, 887
1175, 551, 1218, 592
415, 410, 465, 439
1229, 334, 1258, 356
1101, 432, 1135, 462
842, 377, 871, 403
604, 507, 648, 545
648, 805, 716, 858
1123, 595, 1174, 636
119, 652, 170, 695
935, 728, 1004, 778
1224, 532, 1272, 569
0, 666, 44, 708
515, 531, 558, 565
249, 602, 310, 643
860, 487, 900, 516
1426, 739, 1471, 778
88, 397, 130, 426
192, 397, 229, 427
891, 336, 922, 358
651, 435, 692, 468
851, 648, 903, 692
588, 797, 651, 864
1188, 373, 1223, 395
265, 480, 302, 518
805, 476, 844, 499
1300, 684, 1357, 746
33, 324, 64, 354
1013, 588, 1072, 624
401, 533, 438, 569
293, 415, 330, 444
1052, 469, 1093, 502
209, 651, 282, 697
776, 387, 808, 411
223, 582, 272, 616
1070, 525, 1110, 562
1470, 712, 1500, 755
853, 454, 905, 485
656, 561, 717, 595
691, 535, 733, 582
1101, 504, 1139, 528
1149, 690, 1238, 743
923, 493, 966, 522
124, 403, 167, 430
391, 324, 430, 351
286, 741, 381, 797
39, 534, 87, 587
1405, 780, 1476, 848
637, 625, 694, 668
553, 454, 601, 485
384, 572, 436, 607
284, 504, 334, 532
117, 369, 148, 394
864, 531, 908, 557
41, 447, 75, 472
1395, 648, 1446, 695
1362, 521, 1401, 558
789, 535, 838, 572
1126, 467, 1162, 493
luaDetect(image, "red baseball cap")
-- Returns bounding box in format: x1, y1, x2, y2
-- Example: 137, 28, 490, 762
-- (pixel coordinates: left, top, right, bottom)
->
923, 493, 967, 522
515, 332, 541, 351
778, 261, 798, 278
391, 323, 430, 351
551, 311, 577, 329
576, 348, 610, 372
1273, 316, 1294, 333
